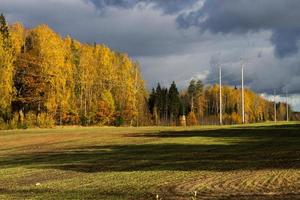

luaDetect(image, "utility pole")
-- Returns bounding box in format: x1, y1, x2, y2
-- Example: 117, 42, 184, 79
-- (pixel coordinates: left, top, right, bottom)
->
274, 89, 277, 123
241, 63, 245, 124
219, 65, 222, 125
286, 90, 289, 122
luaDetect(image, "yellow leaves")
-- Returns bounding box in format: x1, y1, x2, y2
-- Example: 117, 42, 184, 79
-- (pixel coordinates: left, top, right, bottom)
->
64, 36, 145, 124
31, 25, 65, 72
187, 111, 198, 126
19, 24, 73, 114
0, 34, 14, 111
96, 44, 112, 67
78, 44, 97, 89
9, 22, 25, 54
96, 90, 115, 125
2, 20, 147, 125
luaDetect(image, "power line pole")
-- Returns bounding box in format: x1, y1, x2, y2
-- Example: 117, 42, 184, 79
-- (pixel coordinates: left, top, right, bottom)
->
219, 65, 222, 125
241, 63, 245, 124
286, 90, 289, 122
274, 89, 277, 123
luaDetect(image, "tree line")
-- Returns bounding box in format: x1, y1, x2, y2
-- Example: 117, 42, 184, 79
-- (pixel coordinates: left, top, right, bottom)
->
148, 80, 293, 126
0, 14, 148, 128
0, 14, 295, 129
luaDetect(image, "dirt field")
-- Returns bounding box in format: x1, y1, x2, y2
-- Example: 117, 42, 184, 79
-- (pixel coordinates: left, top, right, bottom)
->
0, 123, 299, 199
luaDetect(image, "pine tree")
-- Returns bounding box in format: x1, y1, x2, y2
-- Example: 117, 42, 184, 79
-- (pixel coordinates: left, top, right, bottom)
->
162, 88, 169, 123
188, 80, 196, 111
0, 14, 10, 44
148, 88, 156, 115
155, 83, 163, 119
168, 81, 180, 124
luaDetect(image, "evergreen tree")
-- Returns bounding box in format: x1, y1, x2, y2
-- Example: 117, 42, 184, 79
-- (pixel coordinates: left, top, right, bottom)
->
148, 88, 156, 114
0, 14, 9, 41
168, 81, 180, 124
162, 88, 169, 123
155, 83, 163, 118
188, 80, 197, 111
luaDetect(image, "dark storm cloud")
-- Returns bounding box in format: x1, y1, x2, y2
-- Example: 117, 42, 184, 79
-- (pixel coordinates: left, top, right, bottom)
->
2, 0, 300, 107
177, 0, 300, 58
1, 0, 199, 57
87, 0, 198, 14
271, 28, 300, 58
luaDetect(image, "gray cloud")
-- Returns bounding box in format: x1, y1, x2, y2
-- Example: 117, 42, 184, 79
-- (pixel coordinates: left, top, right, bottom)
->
1, 0, 300, 109
177, 0, 300, 58
2, 0, 202, 57
86, 0, 198, 14
271, 29, 300, 58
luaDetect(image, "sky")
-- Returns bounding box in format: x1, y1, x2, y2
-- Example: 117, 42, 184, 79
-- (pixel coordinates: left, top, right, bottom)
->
1, 0, 300, 110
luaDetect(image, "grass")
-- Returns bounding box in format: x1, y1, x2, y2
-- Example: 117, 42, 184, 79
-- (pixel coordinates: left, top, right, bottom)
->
0, 122, 299, 199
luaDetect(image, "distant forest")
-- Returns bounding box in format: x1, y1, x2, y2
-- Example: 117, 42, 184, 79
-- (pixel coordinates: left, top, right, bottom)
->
149, 81, 293, 126
0, 14, 294, 129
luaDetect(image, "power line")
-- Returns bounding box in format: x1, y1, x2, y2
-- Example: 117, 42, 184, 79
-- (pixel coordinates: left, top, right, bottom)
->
203, 66, 257, 87
204, 70, 238, 85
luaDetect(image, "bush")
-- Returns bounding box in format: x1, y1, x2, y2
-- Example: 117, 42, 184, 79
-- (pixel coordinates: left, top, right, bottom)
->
231, 112, 242, 124
61, 111, 80, 125
187, 112, 198, 126
38, 113, 55, 128
223, 112, 242, 125
80, 115, 88, 126
114, 116, 124, 127
17, 123, 28, 129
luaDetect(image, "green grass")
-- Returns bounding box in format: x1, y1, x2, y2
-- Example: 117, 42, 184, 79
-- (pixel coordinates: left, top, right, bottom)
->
0, 122, 299, 199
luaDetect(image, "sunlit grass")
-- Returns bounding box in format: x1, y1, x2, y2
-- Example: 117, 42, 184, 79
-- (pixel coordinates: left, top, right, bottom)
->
0, 122, 299, 199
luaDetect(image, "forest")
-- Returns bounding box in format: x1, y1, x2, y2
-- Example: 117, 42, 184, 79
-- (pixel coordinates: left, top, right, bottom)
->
0, 14, 293, 128
0, 14, 147, 128
149, 80, 292, 126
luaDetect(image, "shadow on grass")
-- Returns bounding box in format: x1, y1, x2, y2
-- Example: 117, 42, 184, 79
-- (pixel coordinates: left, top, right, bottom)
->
0, 187, 298, 200
128, 124, 300, 138
0, 188, 153, 200
0, 124, 299, 172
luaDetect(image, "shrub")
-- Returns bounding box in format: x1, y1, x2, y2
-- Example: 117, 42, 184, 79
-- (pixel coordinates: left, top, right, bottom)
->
231, 112, 242, 124
114, 116, 124, 127
187, 112, 198, 126
80, 115, 88, 126
38, 113, 55, 128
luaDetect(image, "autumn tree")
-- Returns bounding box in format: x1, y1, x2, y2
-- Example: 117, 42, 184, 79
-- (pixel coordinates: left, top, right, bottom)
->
96, 90, 115, 125
12, 25, 73, 125
187, 111, 198, 126
0, 14, 294, 128
0, 14, 14, 123
187, 80, 205, 123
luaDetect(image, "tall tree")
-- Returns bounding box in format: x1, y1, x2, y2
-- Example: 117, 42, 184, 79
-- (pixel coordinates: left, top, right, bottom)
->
168, 81, 181, 124
0, 14, 11, 46
13, 24, 73, 124
0, 14, 14, 122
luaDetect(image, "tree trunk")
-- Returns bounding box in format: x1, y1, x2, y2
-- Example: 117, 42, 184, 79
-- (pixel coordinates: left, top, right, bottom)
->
18, 108, 24, 124
36, 101, 41, 125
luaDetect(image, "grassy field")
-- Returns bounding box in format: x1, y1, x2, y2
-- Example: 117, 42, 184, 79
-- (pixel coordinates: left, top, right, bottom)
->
0, 122, 299, 200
